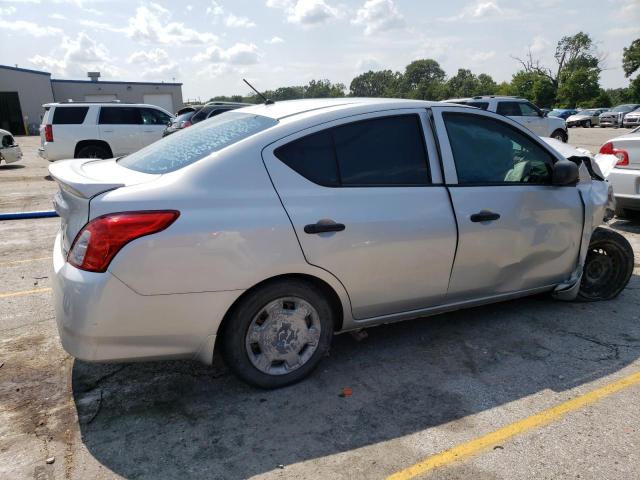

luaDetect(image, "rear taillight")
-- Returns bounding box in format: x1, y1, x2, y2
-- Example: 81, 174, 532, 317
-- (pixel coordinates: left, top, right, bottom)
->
44, 124, 53, 142
68, 211, 179, 272
600, 142, 629, 166
180, 120, 192, 128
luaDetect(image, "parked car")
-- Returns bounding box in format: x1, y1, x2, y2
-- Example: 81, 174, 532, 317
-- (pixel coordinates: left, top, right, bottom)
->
548, 109, 578, 120
445, 96, 568, 141
622, 109, 640, 129
599, 104, 640, 128
566, 108, 607, 128
600, 126, 640, 217
0, 129, 22, 165
162, 102, 249, 137
162, 110, 196, 137
49, 98, 633, 389
38, 102, 174, 161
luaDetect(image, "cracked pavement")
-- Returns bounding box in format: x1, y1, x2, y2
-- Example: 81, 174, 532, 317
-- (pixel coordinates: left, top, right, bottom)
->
1, 134, 639, 480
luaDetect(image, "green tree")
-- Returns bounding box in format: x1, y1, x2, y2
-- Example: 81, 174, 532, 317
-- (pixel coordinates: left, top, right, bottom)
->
445, 69, 481, 98
508, 71, 555, 107
349, 70, 402, 97
622, 38, 640, 77
477, 73, 498, 95
305, 79, 345, 98
400, 59, 446, 99
556, 61, 600, 107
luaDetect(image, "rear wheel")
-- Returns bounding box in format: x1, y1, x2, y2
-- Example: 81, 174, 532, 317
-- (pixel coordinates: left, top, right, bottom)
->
551, 129, 568, 142
76, 144, 110, 159
221, 279, 335, 389
583, 120, 592, 128
577, 228, 634, 301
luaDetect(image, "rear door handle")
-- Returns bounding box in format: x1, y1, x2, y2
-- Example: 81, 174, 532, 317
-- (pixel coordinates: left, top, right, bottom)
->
470, 211, 500, 222
304, 220, 345, 234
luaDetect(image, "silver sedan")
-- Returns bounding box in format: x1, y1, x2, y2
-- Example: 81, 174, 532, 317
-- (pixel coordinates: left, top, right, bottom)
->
566, 108, 606, 128
50, 98, 634, 388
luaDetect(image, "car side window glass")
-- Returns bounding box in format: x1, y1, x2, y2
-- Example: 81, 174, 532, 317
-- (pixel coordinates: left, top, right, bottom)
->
191, 107, 212, 123
275, 115, 430, 187
275, 130, 339, 187
52, 107, 89, 124
520, 102, 540, 117
496, 101, 521, 116
99, 107, 142, 125
333, 115, 430, 186
443, 113, 553, 185
141, 108, 169, 125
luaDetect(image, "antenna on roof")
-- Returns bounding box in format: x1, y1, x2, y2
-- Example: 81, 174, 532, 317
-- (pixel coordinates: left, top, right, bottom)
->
243, 78, 274, 105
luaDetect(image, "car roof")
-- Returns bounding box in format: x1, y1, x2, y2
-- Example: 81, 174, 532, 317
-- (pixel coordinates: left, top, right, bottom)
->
42, 102, 167, 108
238, 98, 455, 120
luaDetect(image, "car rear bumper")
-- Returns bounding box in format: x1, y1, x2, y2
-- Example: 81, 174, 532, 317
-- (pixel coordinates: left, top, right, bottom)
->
52, 232, 243, 364
608, 168, 640, 211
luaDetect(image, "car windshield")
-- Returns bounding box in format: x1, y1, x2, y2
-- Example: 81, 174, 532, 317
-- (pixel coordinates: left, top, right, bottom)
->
118, 112, 278, 174
580, 109, 598, 115
549, 110, 567, 116
612, 105, 636, 112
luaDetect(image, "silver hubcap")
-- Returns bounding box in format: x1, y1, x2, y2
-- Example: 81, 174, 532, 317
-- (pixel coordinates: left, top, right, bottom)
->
245, 297, 321, 376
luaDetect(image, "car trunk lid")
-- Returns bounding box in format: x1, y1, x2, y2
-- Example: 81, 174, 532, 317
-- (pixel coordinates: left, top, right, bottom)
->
49, 158, 160, 255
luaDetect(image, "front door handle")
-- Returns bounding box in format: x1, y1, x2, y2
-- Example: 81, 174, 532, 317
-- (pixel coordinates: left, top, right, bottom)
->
470, 211, 500, 222
304, 220, 345, 234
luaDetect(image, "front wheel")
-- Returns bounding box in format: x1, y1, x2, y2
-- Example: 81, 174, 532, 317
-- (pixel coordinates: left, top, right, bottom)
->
583, 120, 592, 128
76, 144, 110, 159
221, 279, 335, 388
577, 227, 634, 301
551, 129, 568, 142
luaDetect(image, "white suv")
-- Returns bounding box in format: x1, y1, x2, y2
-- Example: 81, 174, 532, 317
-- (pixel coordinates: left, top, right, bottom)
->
39, 102, 174, 161
445, 96, 568, 142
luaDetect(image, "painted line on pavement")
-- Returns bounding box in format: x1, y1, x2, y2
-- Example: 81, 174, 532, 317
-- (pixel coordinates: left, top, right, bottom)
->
0, 287, 52, 299
0, 256, 52, 266
387, 370, 640, 480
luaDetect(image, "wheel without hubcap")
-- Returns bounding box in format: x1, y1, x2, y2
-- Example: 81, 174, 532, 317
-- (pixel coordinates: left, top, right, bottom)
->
577, 228, 634, 301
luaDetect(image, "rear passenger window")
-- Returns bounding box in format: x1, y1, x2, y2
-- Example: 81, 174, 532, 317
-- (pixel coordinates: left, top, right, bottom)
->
275, 115, 430, 187
140, 108, 170, 125
52, 107, 89, 124
496, 102, 522, 116
275, 131, 339, 187
443, 113, 554, 185
99, 107, 142, 125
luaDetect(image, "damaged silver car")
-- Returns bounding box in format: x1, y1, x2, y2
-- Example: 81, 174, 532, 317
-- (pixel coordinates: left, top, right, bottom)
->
0, 129, 22, 165
50, 99, 634, 389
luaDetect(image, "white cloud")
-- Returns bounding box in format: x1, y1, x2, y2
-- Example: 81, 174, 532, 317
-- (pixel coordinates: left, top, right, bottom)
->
193, 43, 259, 65
267, 0, 341, 25
447, 0, 514, 21
78, 19, 124, 33
469, 50, 496, 62
29, 32, 119, 78
206, 0, 224, 16
225, 13, 256, 28
49, 13, 66, 20
356, 57, 382, 72
128, 48, 179, 81
265, 36, 285, 44
352, 0, 404, 35
530, 35, 550, 55
0, 6, 17, 15
0, 19, 62, 37
128, 4, 217, 45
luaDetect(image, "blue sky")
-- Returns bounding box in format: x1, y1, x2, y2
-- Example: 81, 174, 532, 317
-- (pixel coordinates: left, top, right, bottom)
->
0, 0, 638, 100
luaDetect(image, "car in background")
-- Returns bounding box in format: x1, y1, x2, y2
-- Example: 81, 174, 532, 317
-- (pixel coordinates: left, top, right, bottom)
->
548, 109, 578, 120
49, 98, 632, 389
599, 104, 640, 128
162, 102, 250, 137
162, 110, 196, 137
0, 129, 22, 165
38, 102, 174, 161
600, 126, 640, 217
622, 109, 640, 129
445, 96, 568, 141
566, 108, 607, 128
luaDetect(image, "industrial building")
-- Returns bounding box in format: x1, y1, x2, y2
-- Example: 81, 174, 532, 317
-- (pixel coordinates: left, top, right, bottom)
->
0, 65, 183, 135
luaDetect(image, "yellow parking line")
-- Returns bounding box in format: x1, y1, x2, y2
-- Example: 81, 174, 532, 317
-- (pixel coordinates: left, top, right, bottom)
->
387, 371, 640, 480
0, 256, 52, 266
0, 287, 52, 299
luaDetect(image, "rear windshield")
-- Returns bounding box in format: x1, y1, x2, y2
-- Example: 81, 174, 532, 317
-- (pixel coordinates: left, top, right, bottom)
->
52, 107, 89, 124
118, 112, 277, 174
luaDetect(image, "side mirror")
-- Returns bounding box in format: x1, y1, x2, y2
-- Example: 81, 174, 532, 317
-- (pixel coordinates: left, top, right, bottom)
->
552, 160, 579, 186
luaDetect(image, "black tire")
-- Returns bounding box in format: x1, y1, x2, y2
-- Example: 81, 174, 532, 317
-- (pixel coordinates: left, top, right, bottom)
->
551, 129, 568, 142
221, 279, 335, 389
577, 227, 634, 301
76, 144, 110, 159
583, 120, 591, 128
